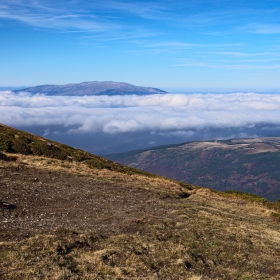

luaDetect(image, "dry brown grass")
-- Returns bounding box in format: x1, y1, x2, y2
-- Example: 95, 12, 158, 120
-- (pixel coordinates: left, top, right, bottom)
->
1, 153, 280, 279
1, 152, 191, 198
2, 179, 280, 279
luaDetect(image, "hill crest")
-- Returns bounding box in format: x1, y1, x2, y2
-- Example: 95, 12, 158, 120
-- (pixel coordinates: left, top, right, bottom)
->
14, 81, 168, 96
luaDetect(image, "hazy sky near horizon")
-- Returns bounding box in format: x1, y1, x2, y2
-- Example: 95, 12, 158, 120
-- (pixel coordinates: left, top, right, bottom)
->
1, 0, 280, 91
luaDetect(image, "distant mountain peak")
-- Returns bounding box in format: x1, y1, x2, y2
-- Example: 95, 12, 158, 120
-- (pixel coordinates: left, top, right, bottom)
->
14, 81, 168, 96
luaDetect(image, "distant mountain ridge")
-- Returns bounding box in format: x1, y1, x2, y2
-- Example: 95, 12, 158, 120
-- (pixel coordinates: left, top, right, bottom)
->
106, 137, 280, 201
14, 81, 168, 96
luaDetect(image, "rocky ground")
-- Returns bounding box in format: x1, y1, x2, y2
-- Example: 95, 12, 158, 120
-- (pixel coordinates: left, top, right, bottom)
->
1, 157, 280, 279
0, 162, 178, 242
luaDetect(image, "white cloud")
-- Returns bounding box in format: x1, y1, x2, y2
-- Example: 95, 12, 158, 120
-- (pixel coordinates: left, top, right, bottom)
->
103, 119, 144, 134
1, 91, 280, 137
43, 129, 50, 136
0, 0, 167, 37
152, 130, 196, 138
246, 23, 280, 34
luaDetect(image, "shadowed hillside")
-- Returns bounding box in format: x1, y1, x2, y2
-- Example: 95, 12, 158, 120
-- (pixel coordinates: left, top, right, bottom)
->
0, 123, 178, 180
106, 138, 280, 201
1, 123, 280, 279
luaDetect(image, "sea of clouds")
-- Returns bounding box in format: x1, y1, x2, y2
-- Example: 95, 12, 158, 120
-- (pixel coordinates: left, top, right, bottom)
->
1, 91, 280, 154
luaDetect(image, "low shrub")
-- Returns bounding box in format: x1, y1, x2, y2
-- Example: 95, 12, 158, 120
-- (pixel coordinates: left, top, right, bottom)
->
270, 212, 280, 222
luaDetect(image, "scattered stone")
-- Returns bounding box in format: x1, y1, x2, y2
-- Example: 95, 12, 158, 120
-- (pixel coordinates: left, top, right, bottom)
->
0, 201, 16, 209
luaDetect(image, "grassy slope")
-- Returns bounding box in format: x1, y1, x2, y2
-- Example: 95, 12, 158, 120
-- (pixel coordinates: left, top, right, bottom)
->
1, 124, 280, 279
106, 139, 280, 201
0, 123, 192, 185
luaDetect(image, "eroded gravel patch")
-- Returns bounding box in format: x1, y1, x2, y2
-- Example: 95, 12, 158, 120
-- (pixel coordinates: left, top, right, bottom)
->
0, 164, 176, 241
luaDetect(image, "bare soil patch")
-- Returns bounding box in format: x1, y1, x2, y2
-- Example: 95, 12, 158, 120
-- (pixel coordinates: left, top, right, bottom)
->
0, 163, 177, 242
1, 160, 280, 279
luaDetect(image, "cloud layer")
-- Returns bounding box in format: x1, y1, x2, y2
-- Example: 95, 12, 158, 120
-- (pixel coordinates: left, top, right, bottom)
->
1, 91, 280, 153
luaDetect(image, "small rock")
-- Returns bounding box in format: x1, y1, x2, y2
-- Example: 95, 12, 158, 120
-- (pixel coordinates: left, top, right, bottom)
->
0, 201, 16, 209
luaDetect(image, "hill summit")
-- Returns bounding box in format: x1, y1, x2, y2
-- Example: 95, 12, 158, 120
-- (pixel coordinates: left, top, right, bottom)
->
14, 81, 168, 96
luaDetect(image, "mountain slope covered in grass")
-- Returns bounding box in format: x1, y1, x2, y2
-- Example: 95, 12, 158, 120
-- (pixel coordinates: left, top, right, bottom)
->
0, 123, 176, 179
1, 123, 280, 279
106, 138, 280, 201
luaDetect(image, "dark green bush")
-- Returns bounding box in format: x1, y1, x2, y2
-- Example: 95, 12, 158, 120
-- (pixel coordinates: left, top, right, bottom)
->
85, 159, 112, 170
223, 190, 269, 204
31, 141, 67, 160
11, 139, 31, 154
0, 134, 13, 152
270, 212, 280, 222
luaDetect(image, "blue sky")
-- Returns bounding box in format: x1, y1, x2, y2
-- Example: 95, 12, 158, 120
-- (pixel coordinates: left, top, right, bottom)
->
1, 0, 280, 91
